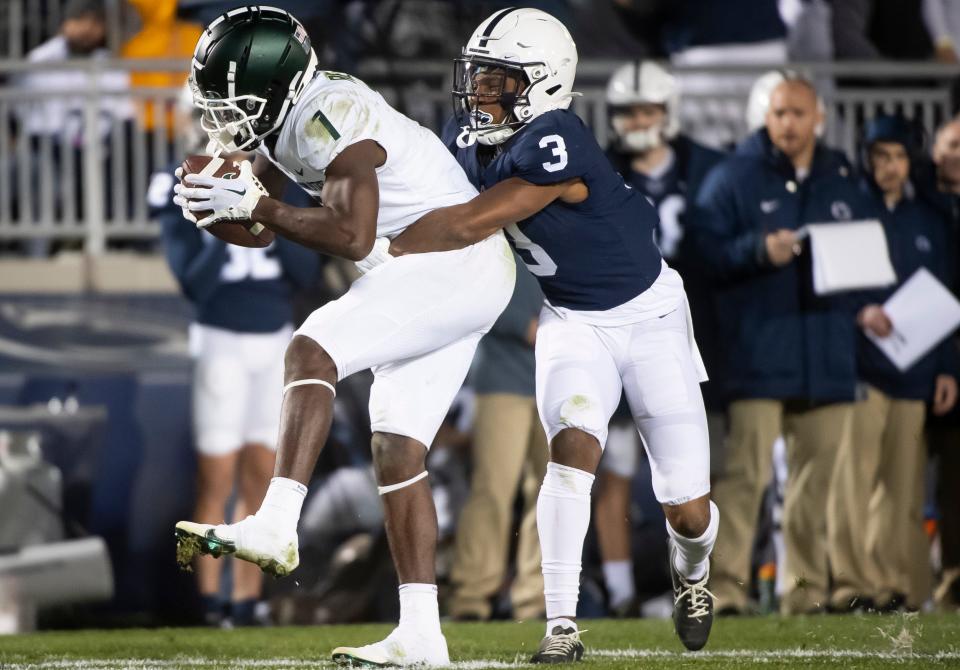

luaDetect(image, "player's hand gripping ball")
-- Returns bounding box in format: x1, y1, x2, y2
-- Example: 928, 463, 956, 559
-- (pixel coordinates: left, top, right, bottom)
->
173, 155, 274, 248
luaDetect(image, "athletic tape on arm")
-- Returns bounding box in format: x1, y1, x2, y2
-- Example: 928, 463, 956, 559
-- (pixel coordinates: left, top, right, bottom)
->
377, 470, 428, 495
283, 379, 336, 396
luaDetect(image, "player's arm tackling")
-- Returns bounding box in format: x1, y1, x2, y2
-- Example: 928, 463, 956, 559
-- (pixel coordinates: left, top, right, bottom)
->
390, 176, 585, 255
251, 140, 385, 260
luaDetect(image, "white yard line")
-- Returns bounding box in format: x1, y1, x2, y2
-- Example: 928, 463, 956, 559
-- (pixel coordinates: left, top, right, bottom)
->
3, 648, 960, 669
593, 647, 960, 660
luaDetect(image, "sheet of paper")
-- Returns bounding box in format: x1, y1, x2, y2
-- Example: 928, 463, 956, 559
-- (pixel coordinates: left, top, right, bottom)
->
864, 267, 960, 372
803, 220, 897, 295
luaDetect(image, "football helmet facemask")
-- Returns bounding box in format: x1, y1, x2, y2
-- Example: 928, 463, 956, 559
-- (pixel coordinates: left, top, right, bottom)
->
190, 5, 318, 153
605, 61, 679, 153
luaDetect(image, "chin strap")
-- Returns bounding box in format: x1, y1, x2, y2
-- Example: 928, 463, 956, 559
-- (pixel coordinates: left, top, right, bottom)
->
283, 379, 336, 397
456, 125, 477, 148
378, 470, 428, 496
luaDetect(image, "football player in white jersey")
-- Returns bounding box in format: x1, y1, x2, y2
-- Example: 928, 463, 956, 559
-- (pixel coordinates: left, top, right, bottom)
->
171, 6, 515, 666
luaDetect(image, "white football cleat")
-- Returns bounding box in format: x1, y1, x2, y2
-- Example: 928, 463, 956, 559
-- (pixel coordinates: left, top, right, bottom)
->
332, 626, 450, 667
175, 515, 299, 577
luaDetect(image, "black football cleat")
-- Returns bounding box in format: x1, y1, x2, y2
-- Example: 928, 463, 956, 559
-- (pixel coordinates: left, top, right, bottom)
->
531, 625, 585, 664
670, 542, 715, 651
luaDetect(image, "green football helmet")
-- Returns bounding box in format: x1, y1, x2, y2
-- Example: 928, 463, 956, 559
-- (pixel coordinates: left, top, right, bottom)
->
190, 5, 318, 152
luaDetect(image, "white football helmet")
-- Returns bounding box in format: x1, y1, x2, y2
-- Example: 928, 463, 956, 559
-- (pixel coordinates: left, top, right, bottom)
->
745, 70, 786, 132
454, 7, 578, 146
605, 61, 680, 152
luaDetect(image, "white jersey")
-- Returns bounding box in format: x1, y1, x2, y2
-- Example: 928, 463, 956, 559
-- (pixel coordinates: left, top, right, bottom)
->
260, 71, 478, 238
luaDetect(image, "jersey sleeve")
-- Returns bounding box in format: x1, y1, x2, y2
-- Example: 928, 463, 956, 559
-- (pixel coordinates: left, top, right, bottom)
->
508, 113, 590, 185
293, 83, 379, 172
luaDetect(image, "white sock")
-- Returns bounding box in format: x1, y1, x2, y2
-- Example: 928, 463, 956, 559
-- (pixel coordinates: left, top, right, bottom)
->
398, 583, 441, 635
255, 477, 307, 532
538, 462, 594, 623
546, 616, 578, 636
666, 500, 720, 582
602, 559, 635, 609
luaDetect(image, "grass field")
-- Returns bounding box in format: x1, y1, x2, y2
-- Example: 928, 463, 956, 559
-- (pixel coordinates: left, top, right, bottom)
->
1, 614, 958, 669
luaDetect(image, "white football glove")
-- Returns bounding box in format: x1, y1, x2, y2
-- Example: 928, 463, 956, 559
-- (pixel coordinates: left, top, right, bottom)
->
173, 159, 268, 229
355, 237, 394, 274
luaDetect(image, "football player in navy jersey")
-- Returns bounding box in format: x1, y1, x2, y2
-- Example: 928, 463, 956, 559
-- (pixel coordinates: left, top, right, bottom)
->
391, 8, 720, 659
604, 61, 725, 265
595, 60, 726, 617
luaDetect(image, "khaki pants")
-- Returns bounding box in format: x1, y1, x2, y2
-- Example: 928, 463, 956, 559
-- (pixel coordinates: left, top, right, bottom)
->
449, 394, 549, 619
829, 387, 929, 608
710, 399, 853, 614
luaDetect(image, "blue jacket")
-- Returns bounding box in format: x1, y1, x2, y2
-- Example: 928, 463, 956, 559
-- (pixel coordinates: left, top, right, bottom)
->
855, 178, 959, 400
690, 129, 872, 402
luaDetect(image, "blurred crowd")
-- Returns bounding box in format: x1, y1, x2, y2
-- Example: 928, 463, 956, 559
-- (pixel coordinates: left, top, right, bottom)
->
3, 0, 960, 627
7, 0, 960, 245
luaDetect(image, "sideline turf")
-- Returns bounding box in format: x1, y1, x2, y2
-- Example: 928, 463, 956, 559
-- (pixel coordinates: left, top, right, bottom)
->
0, 614, 958, 668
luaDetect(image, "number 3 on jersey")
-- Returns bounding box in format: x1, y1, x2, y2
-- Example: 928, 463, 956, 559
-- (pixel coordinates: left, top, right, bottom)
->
505, 223, 557, 277
539, 135, 568, 173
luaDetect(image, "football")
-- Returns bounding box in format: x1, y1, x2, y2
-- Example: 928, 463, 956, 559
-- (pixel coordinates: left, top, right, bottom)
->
179, 155, 276, 248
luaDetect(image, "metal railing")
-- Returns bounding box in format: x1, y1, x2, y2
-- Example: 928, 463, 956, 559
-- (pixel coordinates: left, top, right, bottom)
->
1, 0, 126, 60
0, 59, 957, 253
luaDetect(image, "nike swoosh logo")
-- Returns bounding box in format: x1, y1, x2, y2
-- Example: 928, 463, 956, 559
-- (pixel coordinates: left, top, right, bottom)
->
294, 167, 304, 176
225, 186, 245, 196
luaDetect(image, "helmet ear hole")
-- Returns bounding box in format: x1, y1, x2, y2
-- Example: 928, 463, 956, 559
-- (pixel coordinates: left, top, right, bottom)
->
545, 84, 561, 96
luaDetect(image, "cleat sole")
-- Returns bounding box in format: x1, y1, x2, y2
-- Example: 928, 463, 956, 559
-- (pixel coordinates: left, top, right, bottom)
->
331, 648, 390, 667
174, 523, 237, 571
174, 522, 295, 578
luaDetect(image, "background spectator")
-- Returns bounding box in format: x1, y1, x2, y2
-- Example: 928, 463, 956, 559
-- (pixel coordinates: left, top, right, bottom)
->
832, 0, 933, 60
783, 0, 833, 61
15, 0, 132, 144
11, 0, 133, 242
829, 114, 958, 613
122, 0, 202, 133
926, 116, 960, 612
663, 0, 789, 147
448, 265, 547, 622
691, 76, 871, 615
922, 0, 960, 63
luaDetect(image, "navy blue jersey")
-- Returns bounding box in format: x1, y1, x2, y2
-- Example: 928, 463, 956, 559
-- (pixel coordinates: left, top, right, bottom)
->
624, 156, 686, 259
606, 136, 726, 261
442, 110, 663, 312
150, 166, 319, 333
